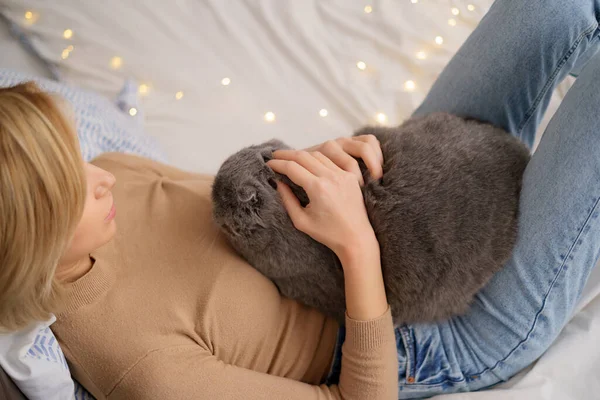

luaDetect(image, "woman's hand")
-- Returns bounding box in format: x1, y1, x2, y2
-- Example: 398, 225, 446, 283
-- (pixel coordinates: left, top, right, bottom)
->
303, 135, 384, 186
267, 149, 388, 320
266, 149, 378, 265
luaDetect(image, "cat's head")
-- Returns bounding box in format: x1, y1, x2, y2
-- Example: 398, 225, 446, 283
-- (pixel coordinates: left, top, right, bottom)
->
212, 139, 290, 246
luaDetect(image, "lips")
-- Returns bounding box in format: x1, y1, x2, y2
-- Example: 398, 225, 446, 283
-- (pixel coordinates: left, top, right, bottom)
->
105, 202, 116, 221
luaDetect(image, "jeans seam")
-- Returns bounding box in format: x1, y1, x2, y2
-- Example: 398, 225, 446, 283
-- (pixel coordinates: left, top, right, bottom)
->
400, 326, 415, 379
517, 22, 598, 142
399, 324, 468, 387
472, 194, 600, 380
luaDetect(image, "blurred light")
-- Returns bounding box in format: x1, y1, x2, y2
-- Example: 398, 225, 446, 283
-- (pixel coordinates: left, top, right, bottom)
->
138, 84, 149, 95
221, 77, 231, 86
411, 0, 418, 3
63, 29, 73, 39
416, 51, 427, 60
435, 36, 444, 45
67, 45, 74, 52
357, 61, 367, 70
61, 49, 70, 60
448, 18, 457, 26
319, 109, 328, 117
264, 112, 276, 122
24, 11, 38, 24
376, 112, 387, 124
364, 5, 373, 13
175, 91, 184, 100
110, 56, 123, 70
404, 80, 416, 91
467, 4, 475, 11
129, 107, 137, 116
451, 7, 460, 15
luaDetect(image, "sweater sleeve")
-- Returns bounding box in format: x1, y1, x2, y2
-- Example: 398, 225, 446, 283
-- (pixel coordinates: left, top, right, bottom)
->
108, 308, 398, 400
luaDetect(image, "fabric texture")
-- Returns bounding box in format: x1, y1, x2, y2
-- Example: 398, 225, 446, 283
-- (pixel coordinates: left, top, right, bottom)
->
51, 151, 398, 400
0, 316, 74, 400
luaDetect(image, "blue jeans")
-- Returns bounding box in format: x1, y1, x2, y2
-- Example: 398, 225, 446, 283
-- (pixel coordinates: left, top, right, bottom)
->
325, 0, 600, 398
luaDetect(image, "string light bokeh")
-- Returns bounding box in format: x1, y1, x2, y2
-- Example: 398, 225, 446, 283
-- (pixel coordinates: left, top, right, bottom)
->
22, 2, 478, 127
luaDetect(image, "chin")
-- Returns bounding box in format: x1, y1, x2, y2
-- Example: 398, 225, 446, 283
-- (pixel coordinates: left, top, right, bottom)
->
104, 220, 117, 243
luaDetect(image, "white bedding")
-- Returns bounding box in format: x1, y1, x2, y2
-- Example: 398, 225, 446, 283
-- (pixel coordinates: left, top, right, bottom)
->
1, 1, 598, 398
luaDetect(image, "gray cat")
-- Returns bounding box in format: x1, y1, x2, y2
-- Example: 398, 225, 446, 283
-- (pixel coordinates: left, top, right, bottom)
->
211, 113, 531, 325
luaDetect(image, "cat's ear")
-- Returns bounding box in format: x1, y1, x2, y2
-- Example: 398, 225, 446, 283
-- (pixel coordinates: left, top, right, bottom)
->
238, 186, 258, 204
263, 139, 290, 150
260, 139, 291, 162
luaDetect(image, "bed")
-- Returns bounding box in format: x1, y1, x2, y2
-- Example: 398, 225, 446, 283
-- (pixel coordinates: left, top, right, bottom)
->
0, 1, 599, 399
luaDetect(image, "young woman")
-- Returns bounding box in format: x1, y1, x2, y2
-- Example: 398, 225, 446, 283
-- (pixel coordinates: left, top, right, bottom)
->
1, 0, 600, 398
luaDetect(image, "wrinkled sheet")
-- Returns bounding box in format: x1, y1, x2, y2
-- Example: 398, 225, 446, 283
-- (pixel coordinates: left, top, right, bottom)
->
1, 1, 597, 398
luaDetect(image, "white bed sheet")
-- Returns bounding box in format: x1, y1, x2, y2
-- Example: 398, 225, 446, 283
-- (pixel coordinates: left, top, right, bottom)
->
1, 1, 598, 399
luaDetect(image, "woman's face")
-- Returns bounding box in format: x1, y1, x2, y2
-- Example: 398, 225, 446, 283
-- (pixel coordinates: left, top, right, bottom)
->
58, 163, 117, 269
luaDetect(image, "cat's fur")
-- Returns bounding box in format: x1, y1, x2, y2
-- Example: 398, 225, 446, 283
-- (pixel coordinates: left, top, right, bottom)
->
211, 113, 531, 325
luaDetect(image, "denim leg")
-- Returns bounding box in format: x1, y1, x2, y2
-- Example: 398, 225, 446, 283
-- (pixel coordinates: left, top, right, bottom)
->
396, 1, 600, 398
413, 0, 600, 150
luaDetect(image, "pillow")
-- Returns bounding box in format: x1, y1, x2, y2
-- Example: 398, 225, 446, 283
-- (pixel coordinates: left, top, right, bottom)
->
0, 68, 167, 163
0, 316, 75, 400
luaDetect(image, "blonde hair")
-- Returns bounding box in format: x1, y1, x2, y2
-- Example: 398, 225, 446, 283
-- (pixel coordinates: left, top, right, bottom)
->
0, 82, 86, 332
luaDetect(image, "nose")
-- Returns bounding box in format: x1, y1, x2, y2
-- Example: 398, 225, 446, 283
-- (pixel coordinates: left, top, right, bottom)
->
105, 171, 116, 189
89, 164, 116, 199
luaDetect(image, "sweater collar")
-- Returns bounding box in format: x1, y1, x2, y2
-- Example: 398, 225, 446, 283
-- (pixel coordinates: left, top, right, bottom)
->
59, 243, 116, 315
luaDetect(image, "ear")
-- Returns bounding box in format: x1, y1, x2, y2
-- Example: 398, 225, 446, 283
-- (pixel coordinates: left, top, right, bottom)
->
260, 139, 291, 162
262, 139, 290, 150
238, 187, 258, 204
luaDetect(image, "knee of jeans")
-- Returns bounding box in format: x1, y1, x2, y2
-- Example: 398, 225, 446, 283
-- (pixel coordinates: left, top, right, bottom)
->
492, 0, 599, 30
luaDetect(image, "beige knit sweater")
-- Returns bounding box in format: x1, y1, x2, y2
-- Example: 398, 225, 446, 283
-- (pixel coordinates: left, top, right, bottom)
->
52, 152, 398, 400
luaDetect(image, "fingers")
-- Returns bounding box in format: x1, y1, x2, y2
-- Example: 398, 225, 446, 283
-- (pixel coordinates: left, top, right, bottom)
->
271, 150, 330, 177
275, 181, 306, 228
267, 158, 314, 189
353, 134, 384, 166
318, 140, 364, 185
310, 151, 344, 173
340, 138, 383, 180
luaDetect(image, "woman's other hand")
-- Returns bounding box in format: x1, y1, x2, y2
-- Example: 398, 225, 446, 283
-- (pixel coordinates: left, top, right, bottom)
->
266, 149, 378, 266
303, 135, 384, 186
